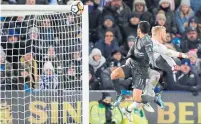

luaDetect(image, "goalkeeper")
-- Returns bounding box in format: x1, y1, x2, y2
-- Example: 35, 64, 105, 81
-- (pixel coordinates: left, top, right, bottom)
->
111, 21, 156, 122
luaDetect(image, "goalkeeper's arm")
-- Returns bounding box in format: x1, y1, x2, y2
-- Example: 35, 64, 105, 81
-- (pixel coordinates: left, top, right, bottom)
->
153, 43, 183, 72
153, 44, 189, 58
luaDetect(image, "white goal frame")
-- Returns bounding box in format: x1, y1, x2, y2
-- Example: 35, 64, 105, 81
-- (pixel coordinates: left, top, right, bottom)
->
0, 5, 89, 124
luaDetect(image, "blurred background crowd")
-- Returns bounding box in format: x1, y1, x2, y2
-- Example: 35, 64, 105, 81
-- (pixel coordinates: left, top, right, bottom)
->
1, 0, 201, 96
0, 13, 83, 91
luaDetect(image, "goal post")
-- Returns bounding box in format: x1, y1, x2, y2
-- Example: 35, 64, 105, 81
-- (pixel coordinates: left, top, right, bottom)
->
81, 5, 89, 124
0, 5, 89, 124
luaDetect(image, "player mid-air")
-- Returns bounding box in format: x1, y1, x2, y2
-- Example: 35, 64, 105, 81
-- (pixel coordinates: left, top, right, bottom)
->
143, 26, 189, 110
111, 21, 156, 121
111, 24, 189, 121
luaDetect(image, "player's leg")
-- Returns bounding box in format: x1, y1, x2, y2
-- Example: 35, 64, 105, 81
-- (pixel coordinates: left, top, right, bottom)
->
122, 75, 146, 122
111, 66, 126, 95
154, 56, 175, 109
144, 69, 160, 96
123, 69, 155, 122
111, 65, 132, 108
154, 83, 165, 109
143, 69, 164, 111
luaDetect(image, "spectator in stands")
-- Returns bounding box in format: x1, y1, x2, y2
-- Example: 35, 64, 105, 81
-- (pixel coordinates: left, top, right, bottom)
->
25, 0, 36, 4
27, 27, 45, 61
97, 15, 122, 45
18, 64, 34, 91
175, 0, 194, 34
122, 12, 140, 39
154, 11, 169, 31
1, 29, 25, 70
100, 60, 120, 90
2, 16, 28, 41
17, 0, 48, 4
102, 0, 131, 28
7, 29, 19, 43
95, 30, 119, 60
172, 36, 182, 48
8, 29, 20, 45
64, 62, 81, 90
39, 61, 58, 89
146, 0, 176, 12
60, 13, 81, 39
0, 50, 14, 90
107, 50, 126, 67
188, 50, 201, 77
190, 0, 201, 13
90, 92, 122, 124
85, 0, 102, 42
89, 64, 100, 90
28, 27, 39, 41
89, 48, 106, 78
68, 45, 82, 70
180, 26, 201, 57
20, 48, 38, 85
40, 18, 54, 42
153, 0, 177, 34
120, 35, 135, 57
64, 46, 82, 90
132, 0, 153, 25
43, 45, 62, 74
188, 16, 201, 35
15, 16, 28, 41
27, 27, 39, 41
164, 32, 182, 52
174, 59, 201, 96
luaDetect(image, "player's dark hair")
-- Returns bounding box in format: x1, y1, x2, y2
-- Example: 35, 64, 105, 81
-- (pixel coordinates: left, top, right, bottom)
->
138, 21, 150, 34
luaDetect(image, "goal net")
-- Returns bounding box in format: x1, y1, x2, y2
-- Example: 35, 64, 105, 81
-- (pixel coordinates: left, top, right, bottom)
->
0, 5, 89, 124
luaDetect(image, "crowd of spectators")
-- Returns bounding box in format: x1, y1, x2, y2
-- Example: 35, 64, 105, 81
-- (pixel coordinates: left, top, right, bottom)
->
0, 12, 82, 91
86, 0, 201, 96
1, 0, 201, 96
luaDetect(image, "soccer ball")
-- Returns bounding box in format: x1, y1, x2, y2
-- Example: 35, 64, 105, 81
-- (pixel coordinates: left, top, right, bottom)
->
71, 1, 84, 15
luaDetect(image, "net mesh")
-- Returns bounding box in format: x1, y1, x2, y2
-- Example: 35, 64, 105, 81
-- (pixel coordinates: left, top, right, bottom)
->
0, 10, 83, 124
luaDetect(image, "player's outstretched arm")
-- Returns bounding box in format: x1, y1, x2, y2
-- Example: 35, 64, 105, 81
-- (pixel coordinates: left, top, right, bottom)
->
153, 44, 188, 58
164, 49, 188, 58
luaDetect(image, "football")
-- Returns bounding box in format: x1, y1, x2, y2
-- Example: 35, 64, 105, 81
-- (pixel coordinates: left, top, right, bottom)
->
71, 1, 84, 15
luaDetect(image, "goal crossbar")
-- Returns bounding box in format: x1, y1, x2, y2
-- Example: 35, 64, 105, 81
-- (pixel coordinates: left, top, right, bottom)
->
1, 5, 73, 16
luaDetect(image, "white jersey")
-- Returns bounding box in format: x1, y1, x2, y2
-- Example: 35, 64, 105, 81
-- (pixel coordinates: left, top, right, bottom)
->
152, 39, 178, 70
